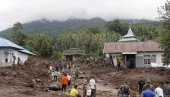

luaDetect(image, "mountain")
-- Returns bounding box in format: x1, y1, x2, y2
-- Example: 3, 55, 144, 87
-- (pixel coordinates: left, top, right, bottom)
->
0, 18, 159, 37
0, 17, 106, 37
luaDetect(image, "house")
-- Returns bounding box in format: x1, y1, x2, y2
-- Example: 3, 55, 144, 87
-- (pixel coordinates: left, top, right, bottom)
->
63, 48, 85, 61
103, 27, 164, 68
0, 37, 35, 67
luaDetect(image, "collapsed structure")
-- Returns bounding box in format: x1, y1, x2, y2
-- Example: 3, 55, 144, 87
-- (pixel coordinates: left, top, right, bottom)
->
103, 27, 164, 68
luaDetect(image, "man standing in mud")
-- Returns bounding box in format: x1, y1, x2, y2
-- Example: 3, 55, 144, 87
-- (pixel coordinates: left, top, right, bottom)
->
61, 73, 68, 93
142, 79, 154, 91
163, 80, 170, 97
89, 77, 96, 97
117, 81, 131, 97
138, 77, 145, 94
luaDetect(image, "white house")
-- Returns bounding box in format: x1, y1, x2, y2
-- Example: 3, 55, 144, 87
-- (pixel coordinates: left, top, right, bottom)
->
103, 27, 164, 68
0, 37, 35, 67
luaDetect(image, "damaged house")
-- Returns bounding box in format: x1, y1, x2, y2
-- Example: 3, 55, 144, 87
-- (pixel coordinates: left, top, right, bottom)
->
0, 37, 35, 67
103, 27, 164, 68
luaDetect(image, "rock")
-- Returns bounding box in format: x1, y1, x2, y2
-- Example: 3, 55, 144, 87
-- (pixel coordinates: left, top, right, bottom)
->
35, 79, 41, 83
47, 82, 61, 91
25, 83, 34, 88
0, 72, 8, 76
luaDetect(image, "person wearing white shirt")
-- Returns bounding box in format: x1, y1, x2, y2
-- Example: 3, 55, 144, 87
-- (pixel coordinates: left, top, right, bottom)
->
89, 78, 96, 97
67, 74, 72, 86
155, 82, 164, 97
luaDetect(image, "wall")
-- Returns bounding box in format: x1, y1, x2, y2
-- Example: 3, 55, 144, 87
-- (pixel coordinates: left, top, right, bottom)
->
0, 48, 29, 67
136, 52, 163, 67
18, 52, 29, 64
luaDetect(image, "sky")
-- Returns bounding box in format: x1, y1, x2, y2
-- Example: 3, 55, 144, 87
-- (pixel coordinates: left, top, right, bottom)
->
0, 0, 166, 31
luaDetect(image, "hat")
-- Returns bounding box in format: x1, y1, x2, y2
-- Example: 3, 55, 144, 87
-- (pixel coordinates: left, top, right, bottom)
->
146, 79, 151, 82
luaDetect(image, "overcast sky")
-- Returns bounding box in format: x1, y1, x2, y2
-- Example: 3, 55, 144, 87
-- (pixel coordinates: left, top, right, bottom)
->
0, 0, 166, 31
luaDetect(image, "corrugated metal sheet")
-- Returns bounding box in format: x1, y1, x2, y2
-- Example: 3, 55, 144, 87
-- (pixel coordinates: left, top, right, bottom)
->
0, 37, 35, 55
0, 37, 23, 49
63, 48, 85, 55
103, 41, 163, 54
134, 41, 163, 52
20, 49, 35, 55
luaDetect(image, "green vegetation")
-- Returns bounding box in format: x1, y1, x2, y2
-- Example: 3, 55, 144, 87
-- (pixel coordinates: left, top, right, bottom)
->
7, 18, 164, 60
158, 0, 170, 65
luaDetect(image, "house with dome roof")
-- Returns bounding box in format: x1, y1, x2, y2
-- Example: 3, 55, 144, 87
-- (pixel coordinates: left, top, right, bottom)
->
0, 37, 35, 67
103, 27, 164, 68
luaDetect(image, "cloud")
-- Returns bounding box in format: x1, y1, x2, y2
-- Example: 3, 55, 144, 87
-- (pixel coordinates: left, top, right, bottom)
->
0, 0, 166, 31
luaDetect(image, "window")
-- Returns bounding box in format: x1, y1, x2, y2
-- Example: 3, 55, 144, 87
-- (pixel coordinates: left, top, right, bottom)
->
144, 55, 157, 64
144, 55, 151, 64
151, 55, 156, 63
5, 58, 8, 63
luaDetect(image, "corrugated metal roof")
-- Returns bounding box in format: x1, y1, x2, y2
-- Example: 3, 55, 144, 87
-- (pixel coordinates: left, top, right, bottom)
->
134, 41, 163, 52
119, 28, 139, 42
63, 48, 85, 55
119, 37, 139, 42
103, 41, 163, 54
123, 28, 135, 38
0, 37, 24, 49
20, 49, 35, 55
0, 37, 35, 55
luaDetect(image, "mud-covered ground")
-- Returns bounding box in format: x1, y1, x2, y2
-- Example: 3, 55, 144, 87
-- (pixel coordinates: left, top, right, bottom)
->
0, 57, 169, 97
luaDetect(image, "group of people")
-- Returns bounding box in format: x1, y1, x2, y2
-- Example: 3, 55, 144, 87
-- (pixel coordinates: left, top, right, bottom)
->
117, 77, 170, 97
47, 61, 96, 97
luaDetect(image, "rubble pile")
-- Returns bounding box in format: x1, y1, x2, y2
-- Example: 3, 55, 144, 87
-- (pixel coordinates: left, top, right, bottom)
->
0, 57, 51, 90
0, 57, 170, 97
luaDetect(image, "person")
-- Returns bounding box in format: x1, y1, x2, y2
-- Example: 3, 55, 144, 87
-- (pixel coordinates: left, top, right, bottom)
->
163, 80, 170, 97
64, 62, 67, 70
67, 73, 72, 86
138, 77, 145, 94
143, 79, 154, 91
54, 71, 62, 81
83, 78, 88, 97
75, 68, 79, 79
89, 78, 96, 97
70, 85, 80, 97
61, 73, 68, 93
117, 81, 131, 97
155, 82, 164, 97
55, 62, 59, 71
48, 65, 53, 75
141, 85, 156, 97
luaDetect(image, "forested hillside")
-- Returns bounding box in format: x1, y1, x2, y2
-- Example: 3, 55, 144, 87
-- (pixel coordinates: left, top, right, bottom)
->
0, 18, 106, 37
7, 17, 162, 60
0, 18, 159, 37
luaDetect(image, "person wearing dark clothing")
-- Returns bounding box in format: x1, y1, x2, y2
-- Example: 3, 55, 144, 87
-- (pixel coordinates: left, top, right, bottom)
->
138, 77, 145, 94
142, 79, 154, 91
55, 62, 59, 71
163, 80, 170, 97
117, 82, 131, 97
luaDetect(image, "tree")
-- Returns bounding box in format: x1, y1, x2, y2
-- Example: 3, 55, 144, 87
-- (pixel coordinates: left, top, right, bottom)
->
158, 0, 170, 65
10, 22, 27, 46
105, 19, 129, 35
26, 33, 53, 56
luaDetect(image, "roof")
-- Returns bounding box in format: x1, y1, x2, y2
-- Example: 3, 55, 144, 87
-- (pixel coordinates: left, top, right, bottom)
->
123, 28, 135, 38
134, 41, 163, 52
0, 37, 35, 55
119, 27, 139, 42
103, 41, 163, 54
119, 37, 140, 42
19, 49, 35, 55
0, 37, 24, 49
63, 48, 85, 55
